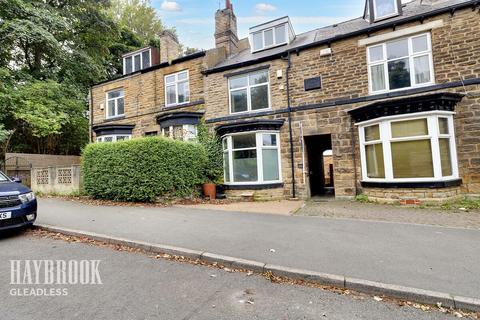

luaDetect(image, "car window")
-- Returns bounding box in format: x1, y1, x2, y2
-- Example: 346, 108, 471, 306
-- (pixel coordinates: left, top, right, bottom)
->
0, 172, 9, 182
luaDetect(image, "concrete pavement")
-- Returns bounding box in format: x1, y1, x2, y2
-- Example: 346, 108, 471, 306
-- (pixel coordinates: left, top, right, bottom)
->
37, 198, 480, 299
0, 231, 459, 320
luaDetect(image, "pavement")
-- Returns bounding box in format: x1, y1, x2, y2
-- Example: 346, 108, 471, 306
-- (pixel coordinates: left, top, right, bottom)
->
298, 200, 480, 229
36, 198, 480, 300
0, 231, 460, 320
177, 199, 303, 215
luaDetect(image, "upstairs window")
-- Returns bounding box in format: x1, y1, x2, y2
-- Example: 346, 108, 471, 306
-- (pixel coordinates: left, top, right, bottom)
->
251, 24, 288, 52
123, 48, 152, 75
106, 89, 124, 119
165, 70, 190, 107
368, 33, 434, 94
229, 70, 270, 114
373, 0, 399, 20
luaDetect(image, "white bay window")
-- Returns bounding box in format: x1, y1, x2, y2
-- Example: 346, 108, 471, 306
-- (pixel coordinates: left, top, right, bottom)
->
359, 112, 458, 182
96, 135, 131, 143
368, 33, 434, 94
162, 124, 197, 141
222, 132, 281, 184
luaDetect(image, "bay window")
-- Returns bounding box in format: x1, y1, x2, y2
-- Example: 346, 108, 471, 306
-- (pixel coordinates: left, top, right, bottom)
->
96, 135, 131, 143
222, 132, 281, 184
359, 112, 458, 182
162, 124, 197, 141
106, 89, 124, 119
229, 70, 270, 114
368, 33, 434, 94
165, 70, 190, 107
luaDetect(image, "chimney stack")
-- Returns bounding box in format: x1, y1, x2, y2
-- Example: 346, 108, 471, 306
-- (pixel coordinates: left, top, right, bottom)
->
214, 0, 239, 56
159, 30, 181, 63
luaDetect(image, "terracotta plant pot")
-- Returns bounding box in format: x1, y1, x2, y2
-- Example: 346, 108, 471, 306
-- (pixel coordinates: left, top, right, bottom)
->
202, 183, 216, 200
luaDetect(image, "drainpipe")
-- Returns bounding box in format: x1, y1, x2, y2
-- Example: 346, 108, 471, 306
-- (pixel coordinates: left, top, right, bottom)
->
283, 52, 296, 199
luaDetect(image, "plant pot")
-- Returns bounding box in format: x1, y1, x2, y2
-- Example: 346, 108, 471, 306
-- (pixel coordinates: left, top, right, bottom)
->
202, 183, 216, 200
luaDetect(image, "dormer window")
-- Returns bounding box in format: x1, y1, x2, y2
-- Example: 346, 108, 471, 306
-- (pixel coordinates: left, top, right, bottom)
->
249, 17, 295, 53
374, 0, 398, 19
123, 47, 157, 75
364, 0, 401, 22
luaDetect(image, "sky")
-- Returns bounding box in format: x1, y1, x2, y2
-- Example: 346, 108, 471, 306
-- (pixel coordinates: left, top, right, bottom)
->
152, 0, 366, 50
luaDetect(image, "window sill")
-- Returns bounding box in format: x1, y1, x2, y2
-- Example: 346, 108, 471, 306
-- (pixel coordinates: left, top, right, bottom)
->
361, 179, 462, 189
104, 115, 125, 122
369, 82, 435, 96
222, 183, 284, 190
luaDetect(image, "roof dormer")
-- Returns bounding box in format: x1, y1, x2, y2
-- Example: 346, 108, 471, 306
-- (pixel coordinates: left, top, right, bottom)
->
364, 0, 402, 23
249, 16, 295, 53
122, 46, 160, 75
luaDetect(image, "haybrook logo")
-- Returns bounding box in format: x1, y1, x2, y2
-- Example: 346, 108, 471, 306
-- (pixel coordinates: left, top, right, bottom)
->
9, 260, 102, 297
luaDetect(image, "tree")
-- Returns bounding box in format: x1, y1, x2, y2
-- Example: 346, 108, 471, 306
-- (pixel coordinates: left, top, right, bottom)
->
108, 0, 164, 44
0, 0, 131, 155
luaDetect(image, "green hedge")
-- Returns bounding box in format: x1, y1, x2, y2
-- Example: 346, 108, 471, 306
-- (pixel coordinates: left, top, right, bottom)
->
82, 137, 207, 202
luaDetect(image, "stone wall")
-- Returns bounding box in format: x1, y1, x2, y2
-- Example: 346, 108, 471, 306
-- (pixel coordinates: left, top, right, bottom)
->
362, 186, 462, 205
91, 56, 207, 139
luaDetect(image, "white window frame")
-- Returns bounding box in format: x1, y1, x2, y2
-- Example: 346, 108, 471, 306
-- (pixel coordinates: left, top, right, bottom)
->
251, 24, 288, 52
123, 49, 152, 74
164, 70, 190, 107
367, 33, 435, 94
161, 124, 197, 142
222, 131, 282, 185
372, 0, 399, 21
228, 70, 271, 115
358, 111, 458, 183
105, 89, 125, 119
96, 134, 131, 143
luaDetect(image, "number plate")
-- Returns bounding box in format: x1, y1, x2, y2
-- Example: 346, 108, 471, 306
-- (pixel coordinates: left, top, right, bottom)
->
0, 212, 12, 220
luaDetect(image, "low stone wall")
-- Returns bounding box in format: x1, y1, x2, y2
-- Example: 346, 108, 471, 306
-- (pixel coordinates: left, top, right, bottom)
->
31, 165, 82, 195
224, 187, 285, 201
362, 186, 462, 204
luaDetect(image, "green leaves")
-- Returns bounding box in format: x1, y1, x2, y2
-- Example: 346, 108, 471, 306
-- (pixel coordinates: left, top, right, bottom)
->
82, 137, 208, 202
10, 80, 82, 137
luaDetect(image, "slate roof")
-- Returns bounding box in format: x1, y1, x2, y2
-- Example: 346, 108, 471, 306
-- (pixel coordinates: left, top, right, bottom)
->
209, 0, 474, 72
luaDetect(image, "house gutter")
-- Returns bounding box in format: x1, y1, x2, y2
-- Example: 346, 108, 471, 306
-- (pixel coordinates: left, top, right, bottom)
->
283, 52, 296, 199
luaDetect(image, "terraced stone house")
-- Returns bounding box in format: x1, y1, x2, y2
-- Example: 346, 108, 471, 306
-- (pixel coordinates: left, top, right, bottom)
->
90, 0, 480, 203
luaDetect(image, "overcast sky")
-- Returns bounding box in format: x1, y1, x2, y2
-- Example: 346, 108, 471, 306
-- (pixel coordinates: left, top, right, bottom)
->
153, 0, 365, 49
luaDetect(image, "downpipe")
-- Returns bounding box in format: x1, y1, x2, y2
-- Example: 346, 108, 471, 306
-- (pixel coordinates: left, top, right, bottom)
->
282, 52, 296, 199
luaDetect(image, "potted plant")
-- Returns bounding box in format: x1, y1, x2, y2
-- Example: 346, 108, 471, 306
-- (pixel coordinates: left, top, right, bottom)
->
197, 120, 223, 200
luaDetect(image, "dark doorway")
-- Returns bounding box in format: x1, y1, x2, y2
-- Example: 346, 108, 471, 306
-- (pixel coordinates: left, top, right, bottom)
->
305, 134, 334, 197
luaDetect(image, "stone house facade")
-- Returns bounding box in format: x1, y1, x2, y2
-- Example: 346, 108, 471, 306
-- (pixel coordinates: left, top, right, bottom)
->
90, 0, 480, 204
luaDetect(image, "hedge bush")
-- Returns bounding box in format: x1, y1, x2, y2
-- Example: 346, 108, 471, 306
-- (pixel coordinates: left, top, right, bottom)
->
82, 137, 207, 202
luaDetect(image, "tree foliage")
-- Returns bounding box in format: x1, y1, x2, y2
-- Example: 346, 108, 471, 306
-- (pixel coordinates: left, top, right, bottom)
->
0, 0, 150, 157
108, 0, 165, 44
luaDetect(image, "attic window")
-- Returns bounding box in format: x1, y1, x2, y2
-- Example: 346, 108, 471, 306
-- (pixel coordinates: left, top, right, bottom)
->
252, 24, 287, 52
373, 0, 399, 20
123, 48, 152, 75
